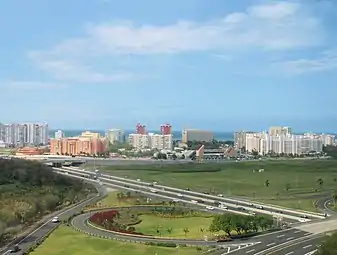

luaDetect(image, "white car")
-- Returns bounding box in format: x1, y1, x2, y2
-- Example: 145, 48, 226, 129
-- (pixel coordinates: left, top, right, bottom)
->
191, 200, 198, 203
177, 193, 183, 197
51, 216, 60, 223
150, 189, 157, 193
206, 206, 214, 210
217, 194, 223, 197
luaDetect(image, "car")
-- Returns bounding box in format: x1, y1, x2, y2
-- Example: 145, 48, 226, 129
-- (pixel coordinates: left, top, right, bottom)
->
256, 205, 264, 209
215, 237, 232, 242
150, 189, 157, 193
191, 200, 198, 203
10, 245, 20, 253
177, 193, 183, 197
206, 206, 214, 210
217, 194, 223, 197
249, 211, 256, 216
136, 179, 141, 182
51, 216, 60, 223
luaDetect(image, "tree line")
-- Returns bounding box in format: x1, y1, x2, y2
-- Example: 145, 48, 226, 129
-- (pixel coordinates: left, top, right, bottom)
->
0, 158, 94, 245
209, 213, 274, 236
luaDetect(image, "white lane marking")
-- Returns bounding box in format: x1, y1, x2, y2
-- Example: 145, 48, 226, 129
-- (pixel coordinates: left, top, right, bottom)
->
17, 192, 98, 244
277, 234, 285, 238
285, 252, 294, 255
246, 249, 255, 254
286, 237, 294, 241
304, 249, 318, 255
294, 230, 301, 233
2, 251, 11, 255
266, 242, 276, 247
303, 245, 313, 249
227, 247, 230, 253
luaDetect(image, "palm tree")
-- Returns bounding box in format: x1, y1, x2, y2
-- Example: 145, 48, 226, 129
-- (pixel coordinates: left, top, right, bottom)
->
200, 228, 205, 238
167, 227, 173, 234
317, 178, 324, 189
183, 228, 189, 237
264, 180, 270, 187
333, 191, 337, 207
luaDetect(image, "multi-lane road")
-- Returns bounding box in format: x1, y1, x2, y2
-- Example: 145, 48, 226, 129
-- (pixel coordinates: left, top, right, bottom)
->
2, 165, 329, 255
58, 166, 326, 223
0, 182, 107, 255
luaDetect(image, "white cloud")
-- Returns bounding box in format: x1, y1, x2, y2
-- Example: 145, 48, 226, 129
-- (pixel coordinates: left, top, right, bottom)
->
28, 51, 140, 83
2, 81, 66, 91
28, 1, 325, 81
277, 49, 337, 74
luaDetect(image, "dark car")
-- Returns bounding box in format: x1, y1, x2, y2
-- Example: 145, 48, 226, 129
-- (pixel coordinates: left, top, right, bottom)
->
10, 244, 20, 253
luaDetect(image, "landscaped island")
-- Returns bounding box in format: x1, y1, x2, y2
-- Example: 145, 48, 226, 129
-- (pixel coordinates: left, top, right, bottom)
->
89, 206, 274, 240
90, 159, 337, 211
0, 158, 95, 246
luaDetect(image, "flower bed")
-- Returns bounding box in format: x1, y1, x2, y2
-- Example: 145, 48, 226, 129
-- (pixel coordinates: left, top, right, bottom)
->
89, 210, 145, 235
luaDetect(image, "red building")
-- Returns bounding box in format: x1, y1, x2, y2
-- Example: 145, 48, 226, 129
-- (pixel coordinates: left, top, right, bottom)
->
160, 124, 172, 135
136, 123, 146, 135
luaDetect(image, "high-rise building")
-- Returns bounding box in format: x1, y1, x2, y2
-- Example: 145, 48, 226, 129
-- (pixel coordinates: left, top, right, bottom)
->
160, 124, 172, 135
106, 129, 124, 144
50, 131, 107, 155
136, 123, 146, 135
55, 130, 64, 139
128, 134, 150, 149
149, 133, 173, 150
269, 126, 292, 136
181, 129, 214, 143
234, 131, 249, 150
0, 122, 48, 146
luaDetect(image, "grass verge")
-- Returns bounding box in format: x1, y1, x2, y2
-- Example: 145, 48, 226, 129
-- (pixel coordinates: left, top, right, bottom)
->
30, 225, 200, 255
91, 159, 337, 211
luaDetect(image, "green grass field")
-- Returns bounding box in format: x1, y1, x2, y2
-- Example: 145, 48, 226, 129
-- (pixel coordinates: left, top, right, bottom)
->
30, 226, 199, 255
136, 214, 212, 239
96, 159, 337, 211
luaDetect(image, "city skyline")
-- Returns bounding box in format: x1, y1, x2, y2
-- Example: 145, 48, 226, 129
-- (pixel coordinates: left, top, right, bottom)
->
1, 0, 337, 131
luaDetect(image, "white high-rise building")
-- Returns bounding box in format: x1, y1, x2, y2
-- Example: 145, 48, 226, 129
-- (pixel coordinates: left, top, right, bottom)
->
106, 129, 124, 144
0, 122, 48, 146
55, 130, 64, 139
257, 134, 323, 155
128, 133, 173, 150
128, 134, 150, 149
149, 133, 173, 150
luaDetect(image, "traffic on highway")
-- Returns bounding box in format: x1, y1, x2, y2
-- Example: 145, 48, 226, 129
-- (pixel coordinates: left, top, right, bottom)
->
58, 166, 325, 223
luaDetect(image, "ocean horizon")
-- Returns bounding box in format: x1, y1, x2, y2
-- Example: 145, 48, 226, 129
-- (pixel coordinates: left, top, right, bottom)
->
49, 130, 234, 141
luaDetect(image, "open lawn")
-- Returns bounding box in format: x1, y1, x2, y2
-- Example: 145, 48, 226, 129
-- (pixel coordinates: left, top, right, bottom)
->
136, 214, 213, 239
86, 191, 161, 211
31, 226, 199, 255
95, 159, 337, 212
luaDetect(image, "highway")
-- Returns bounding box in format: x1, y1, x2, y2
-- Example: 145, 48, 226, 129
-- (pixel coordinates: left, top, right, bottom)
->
52, 170, 327, 255
59, 166, 325, 222
210, 232, 323, 255
0, 181, 107, 255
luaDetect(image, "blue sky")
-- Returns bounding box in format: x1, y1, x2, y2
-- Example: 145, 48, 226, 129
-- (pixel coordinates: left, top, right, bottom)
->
1, 0, 337, 132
